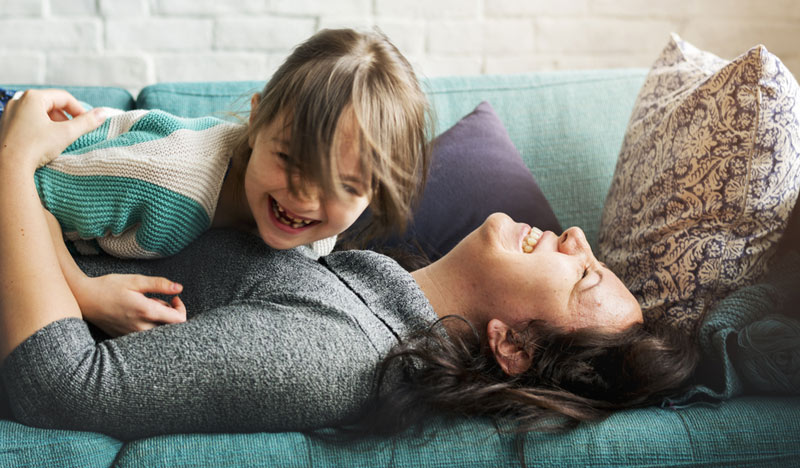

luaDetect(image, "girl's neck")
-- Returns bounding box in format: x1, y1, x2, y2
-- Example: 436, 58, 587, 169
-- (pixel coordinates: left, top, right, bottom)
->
213, 154, 254, 229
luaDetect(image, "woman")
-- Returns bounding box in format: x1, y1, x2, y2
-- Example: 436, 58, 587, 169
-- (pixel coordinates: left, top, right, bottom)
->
0, 90, 697, 440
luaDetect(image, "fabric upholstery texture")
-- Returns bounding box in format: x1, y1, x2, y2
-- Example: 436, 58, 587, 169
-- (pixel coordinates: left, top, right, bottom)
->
94, 398, 800, 467
0, 84, 136, 111
363, 100, 561, 260
599, 34, 800, 331
0, 420, 121, 468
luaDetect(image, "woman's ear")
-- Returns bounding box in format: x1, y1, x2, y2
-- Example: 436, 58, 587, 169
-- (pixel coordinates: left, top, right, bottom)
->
487, 319, 532, 376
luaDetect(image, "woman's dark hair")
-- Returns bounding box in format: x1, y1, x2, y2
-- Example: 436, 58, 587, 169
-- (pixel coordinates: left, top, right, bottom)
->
357, 316, 699, 435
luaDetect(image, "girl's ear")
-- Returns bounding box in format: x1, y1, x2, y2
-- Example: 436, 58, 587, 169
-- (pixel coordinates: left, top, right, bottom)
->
487, 319, 533, 376
249, 93, 260, 125
248, 93, 260, 149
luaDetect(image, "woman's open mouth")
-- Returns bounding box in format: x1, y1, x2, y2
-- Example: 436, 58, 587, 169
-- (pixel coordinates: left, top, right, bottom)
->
269, 197, 320, 232
522, 227, 543, 253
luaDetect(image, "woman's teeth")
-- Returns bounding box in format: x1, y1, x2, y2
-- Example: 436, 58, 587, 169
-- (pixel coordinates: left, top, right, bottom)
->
272, 199, 315, 229
522, 227, 543, 253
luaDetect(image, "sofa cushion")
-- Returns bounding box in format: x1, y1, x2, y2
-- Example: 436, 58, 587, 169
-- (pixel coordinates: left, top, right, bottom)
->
598, 34, 800, 331
365, 100, 561, 261
107, 397, 800, 467
0, 85, 135, 111
137, 81, 263, 118
0, 419, 121, 468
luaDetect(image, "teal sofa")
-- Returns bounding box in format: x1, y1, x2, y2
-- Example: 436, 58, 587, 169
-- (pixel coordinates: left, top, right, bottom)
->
2, 70, 799, 467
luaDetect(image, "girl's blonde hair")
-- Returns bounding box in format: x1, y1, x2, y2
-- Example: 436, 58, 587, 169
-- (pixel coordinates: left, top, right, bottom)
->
231, 28, 432, 245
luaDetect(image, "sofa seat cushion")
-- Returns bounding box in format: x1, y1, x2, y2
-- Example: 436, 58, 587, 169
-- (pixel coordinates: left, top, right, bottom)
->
105, 397, 800, 467
0, 419, 121, 468
599, 34, 800, 331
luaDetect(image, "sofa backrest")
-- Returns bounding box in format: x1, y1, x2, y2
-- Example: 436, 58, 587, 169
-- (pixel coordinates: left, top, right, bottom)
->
425, 70, 647, 247
5, 70, 648, 247
135, 70, 647, 247
1, 84, 136, 111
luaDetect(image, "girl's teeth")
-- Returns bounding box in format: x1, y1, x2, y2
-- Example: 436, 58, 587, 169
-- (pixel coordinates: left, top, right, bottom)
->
522, 227, 543, 253
272, 199, 315, 227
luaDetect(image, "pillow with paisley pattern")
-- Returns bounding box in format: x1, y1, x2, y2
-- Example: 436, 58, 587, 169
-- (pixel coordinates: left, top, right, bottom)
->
598, 34, 800, 332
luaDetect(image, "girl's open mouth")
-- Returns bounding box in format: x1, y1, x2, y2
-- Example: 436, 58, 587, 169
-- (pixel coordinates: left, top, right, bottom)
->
269, 197, 320, 232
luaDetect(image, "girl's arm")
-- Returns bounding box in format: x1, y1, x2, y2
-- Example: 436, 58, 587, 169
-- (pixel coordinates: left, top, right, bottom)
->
43, 206, 187, 337
0, 89, 101, 360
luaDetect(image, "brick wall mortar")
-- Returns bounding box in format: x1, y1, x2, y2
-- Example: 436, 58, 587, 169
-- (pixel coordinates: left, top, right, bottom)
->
0, 0, 796, 95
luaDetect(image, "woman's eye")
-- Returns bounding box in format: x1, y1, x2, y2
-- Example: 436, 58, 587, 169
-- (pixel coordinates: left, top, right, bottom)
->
582, 268, 589, 279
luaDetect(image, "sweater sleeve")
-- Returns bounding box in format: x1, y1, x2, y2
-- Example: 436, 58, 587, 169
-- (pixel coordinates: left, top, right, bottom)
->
33, 110, 241, 258
1, 298, 381, 440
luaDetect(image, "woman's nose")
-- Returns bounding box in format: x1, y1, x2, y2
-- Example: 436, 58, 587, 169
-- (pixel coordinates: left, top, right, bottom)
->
558, 227, 591, 257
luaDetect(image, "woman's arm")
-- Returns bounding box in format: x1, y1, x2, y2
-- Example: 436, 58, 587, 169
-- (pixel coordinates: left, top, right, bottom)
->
2, 228, 397, 440
2, 299, 380, 440
0, 89, 105, 361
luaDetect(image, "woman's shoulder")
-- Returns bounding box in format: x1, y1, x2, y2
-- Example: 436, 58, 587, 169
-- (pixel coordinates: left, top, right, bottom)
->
321, 249, 438, 338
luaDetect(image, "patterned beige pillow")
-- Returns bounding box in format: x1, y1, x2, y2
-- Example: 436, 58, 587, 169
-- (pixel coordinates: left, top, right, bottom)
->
599, 34, 800, 332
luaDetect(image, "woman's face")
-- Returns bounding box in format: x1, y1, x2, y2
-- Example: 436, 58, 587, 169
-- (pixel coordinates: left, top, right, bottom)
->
455, 213, 642, 332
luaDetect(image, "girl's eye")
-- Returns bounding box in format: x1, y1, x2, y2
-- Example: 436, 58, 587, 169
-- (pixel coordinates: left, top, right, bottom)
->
342, 184, 359, 196
276, 152, 289, 161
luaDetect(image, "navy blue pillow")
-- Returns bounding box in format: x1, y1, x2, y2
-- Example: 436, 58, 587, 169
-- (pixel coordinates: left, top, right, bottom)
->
358, 101, 561, 262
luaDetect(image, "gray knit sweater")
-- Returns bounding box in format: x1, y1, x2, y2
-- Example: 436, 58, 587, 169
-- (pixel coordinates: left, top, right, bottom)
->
0, 229, 436, 440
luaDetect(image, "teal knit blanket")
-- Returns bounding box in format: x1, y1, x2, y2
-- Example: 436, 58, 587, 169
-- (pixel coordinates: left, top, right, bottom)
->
672, 251, 800, 403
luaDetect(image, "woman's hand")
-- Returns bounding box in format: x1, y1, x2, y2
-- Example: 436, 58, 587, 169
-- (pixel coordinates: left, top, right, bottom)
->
74, 274, 187, 337
0, 89, 106, 172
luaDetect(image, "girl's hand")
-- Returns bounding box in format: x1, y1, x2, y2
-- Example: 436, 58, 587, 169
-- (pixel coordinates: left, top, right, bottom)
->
0, 89, 106, 172
75, 274, 187, 337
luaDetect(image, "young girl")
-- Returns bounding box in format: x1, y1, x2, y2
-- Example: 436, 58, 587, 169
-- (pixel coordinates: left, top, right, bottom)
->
1, 28, 431, 336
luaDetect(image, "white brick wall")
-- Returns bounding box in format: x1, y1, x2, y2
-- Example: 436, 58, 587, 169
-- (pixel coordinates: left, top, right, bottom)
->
1, 0, 799, 96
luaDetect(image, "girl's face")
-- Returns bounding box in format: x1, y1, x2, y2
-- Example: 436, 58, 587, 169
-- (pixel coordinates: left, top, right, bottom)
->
243, 108, 371, 251
453, 213, 642, 332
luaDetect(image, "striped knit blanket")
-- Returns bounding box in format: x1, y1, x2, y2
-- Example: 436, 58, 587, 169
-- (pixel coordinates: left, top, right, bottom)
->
34, 109, 336, 259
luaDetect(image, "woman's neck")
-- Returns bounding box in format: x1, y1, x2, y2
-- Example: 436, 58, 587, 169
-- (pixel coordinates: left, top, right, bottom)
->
411, 257, 474, 323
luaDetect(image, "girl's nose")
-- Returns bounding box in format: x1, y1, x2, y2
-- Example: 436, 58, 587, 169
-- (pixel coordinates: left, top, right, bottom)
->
287, 177, 322, 210
291, 188, 321, 208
